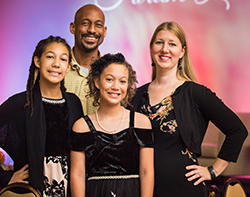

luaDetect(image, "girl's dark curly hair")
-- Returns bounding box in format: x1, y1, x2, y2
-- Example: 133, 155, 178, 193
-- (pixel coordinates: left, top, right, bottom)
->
24, 35, 72, 116
87, 53, 137, 108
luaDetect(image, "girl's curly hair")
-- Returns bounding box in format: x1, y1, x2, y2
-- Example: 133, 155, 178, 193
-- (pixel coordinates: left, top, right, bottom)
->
86, 53, 137, 108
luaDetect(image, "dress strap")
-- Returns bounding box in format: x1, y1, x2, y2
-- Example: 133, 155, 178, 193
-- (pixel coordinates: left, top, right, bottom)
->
129, 110, 135, 128
83, 115, 96, 132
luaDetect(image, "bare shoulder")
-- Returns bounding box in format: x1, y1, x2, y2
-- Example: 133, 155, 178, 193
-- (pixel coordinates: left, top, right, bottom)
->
72, 117, 90, 133
134, 112, 152, 129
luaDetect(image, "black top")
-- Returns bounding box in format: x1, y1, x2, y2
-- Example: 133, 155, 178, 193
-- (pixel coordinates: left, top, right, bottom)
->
0, 83, 83, 194
132, 81, 248, 162
70, 110, 153, 178
43, 97, 69, 156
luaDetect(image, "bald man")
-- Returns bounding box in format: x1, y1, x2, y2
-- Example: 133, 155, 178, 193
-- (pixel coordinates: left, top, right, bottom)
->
65, 4, 107, 115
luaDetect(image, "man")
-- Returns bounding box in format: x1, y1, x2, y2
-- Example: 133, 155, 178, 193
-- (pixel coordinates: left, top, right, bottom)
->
65, 4, 107, 115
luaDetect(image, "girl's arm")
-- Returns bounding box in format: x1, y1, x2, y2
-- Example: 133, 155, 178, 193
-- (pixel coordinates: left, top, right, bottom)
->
140, 146, 154, 197
8, 164, 29, 185
70, 150, 86, 197
135, 112, 154, 197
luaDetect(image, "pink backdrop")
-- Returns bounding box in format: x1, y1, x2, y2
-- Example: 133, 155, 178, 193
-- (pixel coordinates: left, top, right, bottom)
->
0, 0, 250, 114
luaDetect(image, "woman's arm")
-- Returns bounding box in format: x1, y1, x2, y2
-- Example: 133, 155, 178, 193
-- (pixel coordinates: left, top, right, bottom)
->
70, 150, 86, 197
140, 146, 154, 197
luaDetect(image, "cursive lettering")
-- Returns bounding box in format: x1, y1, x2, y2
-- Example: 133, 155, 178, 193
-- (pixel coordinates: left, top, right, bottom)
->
95, 0, 230, 11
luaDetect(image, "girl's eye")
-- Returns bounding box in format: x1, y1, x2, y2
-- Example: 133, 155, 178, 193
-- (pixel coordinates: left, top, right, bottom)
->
106, 78, 112, 82
170, 43, 176, 46
47, 55, 53, 59
120, 80, 127, 84
61, 58, 68, 62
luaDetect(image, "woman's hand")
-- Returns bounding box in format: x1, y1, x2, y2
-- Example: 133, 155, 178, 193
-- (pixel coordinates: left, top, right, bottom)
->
185, 165, 211, 186
185, 158, 230, 186
8, 164, 29, 185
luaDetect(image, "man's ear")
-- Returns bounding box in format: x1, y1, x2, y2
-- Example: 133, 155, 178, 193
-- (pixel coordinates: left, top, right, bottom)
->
94, 77, 100, 89
104, 26, 107, 38
70, 22, 75, 34
34, 56, 40, 68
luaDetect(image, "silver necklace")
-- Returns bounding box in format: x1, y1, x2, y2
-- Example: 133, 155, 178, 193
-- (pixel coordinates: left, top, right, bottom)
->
95, 107, 125, 133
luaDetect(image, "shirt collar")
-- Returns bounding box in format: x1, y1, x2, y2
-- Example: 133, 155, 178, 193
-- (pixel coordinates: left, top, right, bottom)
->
70, 47, 102, 71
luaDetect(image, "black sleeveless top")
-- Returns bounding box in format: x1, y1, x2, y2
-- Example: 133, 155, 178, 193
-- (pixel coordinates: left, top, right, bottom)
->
69, 110, 153, 179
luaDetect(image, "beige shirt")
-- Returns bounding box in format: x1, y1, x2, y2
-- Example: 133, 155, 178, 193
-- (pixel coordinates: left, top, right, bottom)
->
64, 49, 100, 115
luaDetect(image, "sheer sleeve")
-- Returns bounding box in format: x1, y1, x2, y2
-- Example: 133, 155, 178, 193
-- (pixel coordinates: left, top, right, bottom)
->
133, 128, 154, 148
69, 131, 95, 151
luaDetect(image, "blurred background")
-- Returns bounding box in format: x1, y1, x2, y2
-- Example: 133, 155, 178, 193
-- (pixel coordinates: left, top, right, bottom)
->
1, 0, 250, 113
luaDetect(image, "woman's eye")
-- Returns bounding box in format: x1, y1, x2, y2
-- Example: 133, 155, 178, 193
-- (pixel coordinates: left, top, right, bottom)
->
156, 41, 163, 44
47, 55, 53, 59
106, 78, 112, 82
170, 43, 176, 46
61, 58, 68, 62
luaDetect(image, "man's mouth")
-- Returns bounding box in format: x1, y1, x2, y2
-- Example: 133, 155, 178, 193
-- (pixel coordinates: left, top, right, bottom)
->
82, 34, 100, 42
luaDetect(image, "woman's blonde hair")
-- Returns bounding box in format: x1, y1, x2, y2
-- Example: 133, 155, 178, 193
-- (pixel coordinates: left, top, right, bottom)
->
150, 21, 197, 82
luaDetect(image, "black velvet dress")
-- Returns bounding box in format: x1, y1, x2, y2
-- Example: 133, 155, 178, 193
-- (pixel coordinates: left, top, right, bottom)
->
70, 111, 153, 197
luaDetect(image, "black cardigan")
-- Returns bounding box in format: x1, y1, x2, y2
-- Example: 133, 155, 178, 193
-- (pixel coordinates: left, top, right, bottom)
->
0, 83, 83, 195
132, 81, 248, 162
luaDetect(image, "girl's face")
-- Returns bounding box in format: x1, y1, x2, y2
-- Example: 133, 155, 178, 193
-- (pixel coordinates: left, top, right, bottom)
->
34, 42, 70, 86
95, 63, 129, 106
151, 30, 185, 71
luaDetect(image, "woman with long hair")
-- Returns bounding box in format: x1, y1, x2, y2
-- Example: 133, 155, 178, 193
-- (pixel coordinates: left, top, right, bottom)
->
132, 21, 247, 197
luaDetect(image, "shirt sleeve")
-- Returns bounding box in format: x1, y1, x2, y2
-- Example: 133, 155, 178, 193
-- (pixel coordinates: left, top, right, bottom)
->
194, 84, 248, 162
133, 128, 154, 148
68, 131, 95, 151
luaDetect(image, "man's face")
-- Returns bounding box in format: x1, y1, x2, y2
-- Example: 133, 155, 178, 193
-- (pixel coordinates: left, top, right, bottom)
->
71, 6, 107, 52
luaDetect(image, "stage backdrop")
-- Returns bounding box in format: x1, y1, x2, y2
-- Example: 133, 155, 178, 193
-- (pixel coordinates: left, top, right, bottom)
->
0, 0, 250, 115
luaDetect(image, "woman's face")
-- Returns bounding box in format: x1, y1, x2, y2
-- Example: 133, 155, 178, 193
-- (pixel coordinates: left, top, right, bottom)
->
34, 42, 70, 86
151, 30, 185, 71
95, 63, 129, 106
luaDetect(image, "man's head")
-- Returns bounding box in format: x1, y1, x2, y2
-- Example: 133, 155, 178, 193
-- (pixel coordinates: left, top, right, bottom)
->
70, 4, 107, 53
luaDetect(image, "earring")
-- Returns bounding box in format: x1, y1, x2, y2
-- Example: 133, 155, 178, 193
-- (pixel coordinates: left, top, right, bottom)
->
151, 62, 155, 67
178, 58, 183, 70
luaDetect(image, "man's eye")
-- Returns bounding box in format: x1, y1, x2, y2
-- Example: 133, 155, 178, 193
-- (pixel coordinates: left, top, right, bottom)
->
82, 21, 89, 26
96, 23, 103, 28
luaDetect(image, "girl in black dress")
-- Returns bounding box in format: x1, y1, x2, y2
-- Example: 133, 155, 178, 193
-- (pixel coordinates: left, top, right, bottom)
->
0, 36, 83, 196
70, 53, 154, 197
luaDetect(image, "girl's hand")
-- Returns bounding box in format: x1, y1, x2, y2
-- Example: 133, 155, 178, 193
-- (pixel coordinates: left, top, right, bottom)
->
8, 164, 29, 185
185, 165, 211, 186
